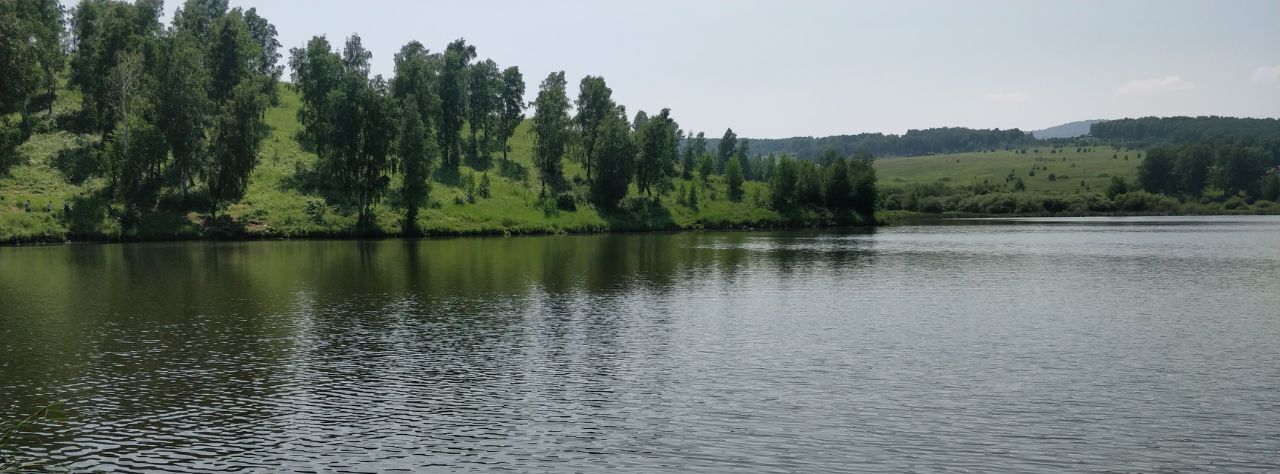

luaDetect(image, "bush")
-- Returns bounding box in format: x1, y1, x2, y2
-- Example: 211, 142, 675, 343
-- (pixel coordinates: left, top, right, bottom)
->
1113, 191, 1179, 212
555, 191, 577, 211
1223, 196, 1246, 210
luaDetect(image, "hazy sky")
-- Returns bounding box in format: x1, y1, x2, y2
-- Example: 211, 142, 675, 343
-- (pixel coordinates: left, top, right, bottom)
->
106, 0, 1280, 138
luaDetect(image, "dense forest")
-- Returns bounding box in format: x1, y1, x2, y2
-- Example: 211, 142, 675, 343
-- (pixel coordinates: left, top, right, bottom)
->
705, 127, 1036, 161
1090, 116, 1280, 147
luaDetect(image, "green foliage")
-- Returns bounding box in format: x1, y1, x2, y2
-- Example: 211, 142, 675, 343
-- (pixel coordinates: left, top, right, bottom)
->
635, 108, 678, 196
398, 95, 435, 231
725, 156, 744, 201
574, 75, 613, 181
496, 66, 525, 161
1262, 173, 1280, 202
438, 38, 475, 170
466, 58, 499, 165
531, 71, 570, 194
590, 107, 634, 208
717, 127, 737, 172
1107, 176, 1129, 199
207, 77, 268, 211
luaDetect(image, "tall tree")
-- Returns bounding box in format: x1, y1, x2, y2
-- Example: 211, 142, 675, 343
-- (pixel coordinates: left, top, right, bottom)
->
289, 36, 342, 151
466, 58, 499, 165
590, 106, 635, 208
158, 31, 210, 197
391, 40, 439, 133
725, 155, 744, 201
398, 96, 436, 233
769, 156, 799, 209
635, 108, 678, 196
531, 71, 570, 195
208, 9, 259, 104
242, 7, 281, 103
355, 75, 397, 227
735, 138, 752, 180
495, 66, 525, 162
438, 38, 475, 170
172, 0, 228, 45
574, 75, 614, 182
207, 76, 267, 213
1137, 146, 1175, 194
69, 0, 164, 132
717, 127, 737, 173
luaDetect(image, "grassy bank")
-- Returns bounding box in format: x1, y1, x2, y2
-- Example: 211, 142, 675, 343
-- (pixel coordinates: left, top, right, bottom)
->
1, 84, 788, 244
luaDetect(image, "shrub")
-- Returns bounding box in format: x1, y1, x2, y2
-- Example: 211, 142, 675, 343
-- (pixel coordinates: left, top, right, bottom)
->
555, 191, 577, 211
1223, 196, 1246, 210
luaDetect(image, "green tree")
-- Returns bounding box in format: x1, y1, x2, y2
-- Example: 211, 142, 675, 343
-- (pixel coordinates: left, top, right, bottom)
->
632, 110, 648, 132
354, 76, 397, 227
208, 9, 259, 105
398, 96, 432, 232
70, 0, 164, 132
438, 38, 475, 170
574, 75, 614, 182
1106, 176, 1129, 199
1215, 145, 1268, 198
717, 127, 737, 172
531, 71, 570, 195
824, 155, 851, 210
158, 31, 210, 197
725, 155, 744, 201
735, 138, 752, 180
1137, 146, 1175, 194
207, 77, 267, 213
635, 108, 678, 196
590, 106, 635, 208
1261, 173, 1280, 202
697, 153, 714, 184
848, 153, 878, 216
242, 7, 281, 103
1172, 144, 1212, 197
290, 36, 342, 151
495, 66, 525, 162
769, 156, 798, 209
680, 143, 695, 180
466, 58, 499, 165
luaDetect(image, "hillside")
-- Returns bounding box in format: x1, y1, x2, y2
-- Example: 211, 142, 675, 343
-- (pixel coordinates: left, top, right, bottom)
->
1030, 120, 1104, 139
874, 145, 1141, 194
0, 84, 781, 243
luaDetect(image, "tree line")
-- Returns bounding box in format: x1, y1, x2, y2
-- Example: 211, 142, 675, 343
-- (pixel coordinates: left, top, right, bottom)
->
1090, 116, 1280, 147
1136, 143, 1280, 202
707, 127, 1036, 161
3, 0, 880, 231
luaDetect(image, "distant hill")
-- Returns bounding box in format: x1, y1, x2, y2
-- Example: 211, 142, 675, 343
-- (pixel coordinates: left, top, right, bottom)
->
1030, 120, 1104, 139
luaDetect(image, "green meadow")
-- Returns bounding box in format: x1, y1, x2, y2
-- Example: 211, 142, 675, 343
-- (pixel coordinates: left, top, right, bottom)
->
875, 146, 1143, 195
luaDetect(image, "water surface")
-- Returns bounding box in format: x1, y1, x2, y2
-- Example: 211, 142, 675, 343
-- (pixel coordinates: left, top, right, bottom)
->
2, 216, 1279, 472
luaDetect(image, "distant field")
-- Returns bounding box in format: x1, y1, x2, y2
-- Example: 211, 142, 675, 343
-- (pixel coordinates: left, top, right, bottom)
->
874, 147, 1143, 194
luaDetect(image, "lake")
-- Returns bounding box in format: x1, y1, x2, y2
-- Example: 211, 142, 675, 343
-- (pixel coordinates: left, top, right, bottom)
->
2, 216, 1278, 472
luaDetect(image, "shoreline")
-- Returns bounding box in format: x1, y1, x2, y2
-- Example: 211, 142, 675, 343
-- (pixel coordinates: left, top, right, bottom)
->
4, 209, 1275, 247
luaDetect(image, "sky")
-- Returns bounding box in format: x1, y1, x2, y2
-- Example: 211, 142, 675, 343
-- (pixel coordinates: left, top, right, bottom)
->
77, 0, 1280, 138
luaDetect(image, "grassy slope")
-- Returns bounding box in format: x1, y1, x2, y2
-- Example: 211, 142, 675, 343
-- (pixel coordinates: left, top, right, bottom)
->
1, 84, 778, 243
874, 146, 1142, 195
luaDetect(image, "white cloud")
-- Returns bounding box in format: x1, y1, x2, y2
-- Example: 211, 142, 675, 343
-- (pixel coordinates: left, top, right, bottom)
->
1114, 76, 1194, 96
1251, 65, 1280, 83
984, 91, 1029, 103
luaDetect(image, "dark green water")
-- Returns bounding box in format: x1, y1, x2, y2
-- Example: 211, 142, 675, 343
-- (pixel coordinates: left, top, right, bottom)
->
2, 216, 1279, 472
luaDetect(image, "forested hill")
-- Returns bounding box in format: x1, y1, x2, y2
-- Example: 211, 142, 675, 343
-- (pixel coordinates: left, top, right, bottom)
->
1090, 116, 1280, 146
708, 127, 1036, 161
1031, 120, 1103, 139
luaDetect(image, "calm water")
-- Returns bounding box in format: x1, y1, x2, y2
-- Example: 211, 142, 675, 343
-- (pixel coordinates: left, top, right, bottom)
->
2, 216, 1279, 472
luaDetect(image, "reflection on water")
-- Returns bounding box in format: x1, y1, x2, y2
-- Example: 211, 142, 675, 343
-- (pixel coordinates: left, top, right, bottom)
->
2, 217, 1278, 472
